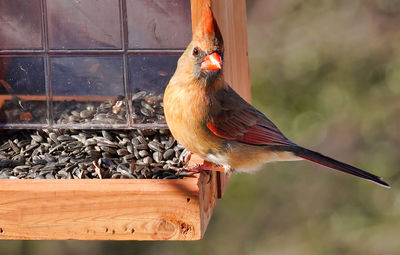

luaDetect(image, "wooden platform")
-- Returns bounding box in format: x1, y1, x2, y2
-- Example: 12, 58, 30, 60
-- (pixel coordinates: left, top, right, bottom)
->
0, 172, 225, 240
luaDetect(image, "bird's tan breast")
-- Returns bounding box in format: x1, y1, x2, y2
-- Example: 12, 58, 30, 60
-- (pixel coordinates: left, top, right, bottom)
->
163, 81, 222, 157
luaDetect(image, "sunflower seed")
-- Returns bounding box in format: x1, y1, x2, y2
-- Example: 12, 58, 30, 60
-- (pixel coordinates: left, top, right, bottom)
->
80, 110, 93, 119
31, 135, 43, 143
138, 150, 149, 157
117, 148, 128, 156
163, 149, 175, 160
101, 130, 113, 141
132, 91, 147, 101
148, 141, 163, 152
49, 133, 59, 145
153, 151, 163, 163
8, 140, 20, 153
57, 135, 73, 142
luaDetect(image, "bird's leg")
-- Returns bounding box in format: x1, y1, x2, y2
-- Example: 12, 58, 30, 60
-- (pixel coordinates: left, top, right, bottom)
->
180, 163, 213, 183
172, 163, 229, 184
172, 152, 229, 182
170, 163, 210, 177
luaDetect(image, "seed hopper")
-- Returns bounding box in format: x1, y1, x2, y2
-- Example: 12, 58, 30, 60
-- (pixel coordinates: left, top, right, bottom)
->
0, 0, 250, 240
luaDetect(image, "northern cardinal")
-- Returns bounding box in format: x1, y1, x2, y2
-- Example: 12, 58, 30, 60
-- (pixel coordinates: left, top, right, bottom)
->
163, 4, 389, 188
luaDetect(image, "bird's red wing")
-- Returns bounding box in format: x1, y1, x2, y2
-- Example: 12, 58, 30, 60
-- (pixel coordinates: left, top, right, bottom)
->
207, 86, 294, 147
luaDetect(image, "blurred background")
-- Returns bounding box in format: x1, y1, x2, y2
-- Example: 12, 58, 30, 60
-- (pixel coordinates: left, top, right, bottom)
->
1, 0, 400, 254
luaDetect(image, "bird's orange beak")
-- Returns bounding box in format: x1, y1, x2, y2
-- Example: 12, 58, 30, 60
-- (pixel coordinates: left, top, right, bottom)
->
200, 52, 222, 71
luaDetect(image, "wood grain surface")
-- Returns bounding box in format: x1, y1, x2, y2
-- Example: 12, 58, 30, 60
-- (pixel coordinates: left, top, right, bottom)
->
0, 175, 217, 240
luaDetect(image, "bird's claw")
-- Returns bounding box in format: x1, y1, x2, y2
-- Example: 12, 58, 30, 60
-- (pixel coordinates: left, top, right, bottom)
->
171, 164, 212, 183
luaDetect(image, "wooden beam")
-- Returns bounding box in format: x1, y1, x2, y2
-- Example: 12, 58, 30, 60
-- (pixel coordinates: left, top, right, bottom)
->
0, 174, 217, 240
191, 0, 250, 197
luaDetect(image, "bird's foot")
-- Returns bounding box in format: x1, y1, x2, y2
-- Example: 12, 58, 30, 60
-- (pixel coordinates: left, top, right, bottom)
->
170, 164, 201, 176
170, 164, 212, 183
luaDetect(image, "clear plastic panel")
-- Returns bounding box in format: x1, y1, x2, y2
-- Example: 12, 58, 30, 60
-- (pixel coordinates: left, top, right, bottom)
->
127, 0, 191, 49
0, 0, 191, 129
0, 56, 47, 126
0, 0, 43, 49
50, 56, 128, 128
129, 54, 180, 125
47, 0, 122, 49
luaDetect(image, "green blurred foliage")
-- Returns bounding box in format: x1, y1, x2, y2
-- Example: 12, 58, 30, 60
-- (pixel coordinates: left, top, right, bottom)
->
1, 0, 400, 254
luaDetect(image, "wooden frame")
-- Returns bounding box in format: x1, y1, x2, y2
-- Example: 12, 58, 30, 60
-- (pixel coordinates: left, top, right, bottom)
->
0, 174, 217, 240
0, 0, 250, 240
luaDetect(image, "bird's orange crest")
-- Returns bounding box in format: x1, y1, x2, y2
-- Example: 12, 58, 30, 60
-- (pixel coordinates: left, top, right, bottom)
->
193, 2, 223, 51
201, 2, 215, 37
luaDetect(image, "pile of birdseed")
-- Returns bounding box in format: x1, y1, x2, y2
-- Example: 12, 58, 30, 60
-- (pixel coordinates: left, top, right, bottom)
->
0, 128, 190, 179
0, 90, 164, 125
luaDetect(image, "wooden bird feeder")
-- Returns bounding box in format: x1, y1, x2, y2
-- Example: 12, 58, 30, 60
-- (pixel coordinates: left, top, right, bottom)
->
0, 0, 250, 240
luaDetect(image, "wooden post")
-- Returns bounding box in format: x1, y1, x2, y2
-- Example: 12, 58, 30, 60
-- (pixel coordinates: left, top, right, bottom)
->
191, 0, 251, 197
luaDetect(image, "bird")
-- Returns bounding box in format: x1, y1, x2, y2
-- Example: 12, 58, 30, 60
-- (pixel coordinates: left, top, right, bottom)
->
163, 3, 390, 188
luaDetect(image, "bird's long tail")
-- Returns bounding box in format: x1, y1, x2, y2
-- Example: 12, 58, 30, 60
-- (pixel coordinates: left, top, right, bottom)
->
291, 146, 390, 188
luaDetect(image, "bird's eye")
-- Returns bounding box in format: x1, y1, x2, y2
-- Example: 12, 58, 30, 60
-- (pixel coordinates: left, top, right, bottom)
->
192, 47, 200, 56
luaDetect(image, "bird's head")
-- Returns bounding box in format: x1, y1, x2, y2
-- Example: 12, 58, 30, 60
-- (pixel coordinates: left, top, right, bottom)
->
182, 3, 224, 85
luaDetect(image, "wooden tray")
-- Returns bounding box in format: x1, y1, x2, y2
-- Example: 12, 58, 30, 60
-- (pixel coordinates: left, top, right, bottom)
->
0, 170, 230, 240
